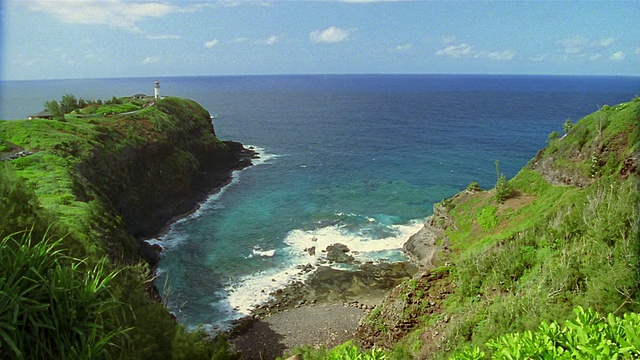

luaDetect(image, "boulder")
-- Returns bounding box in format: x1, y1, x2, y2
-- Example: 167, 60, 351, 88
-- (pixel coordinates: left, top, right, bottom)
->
326, 243, 354, 263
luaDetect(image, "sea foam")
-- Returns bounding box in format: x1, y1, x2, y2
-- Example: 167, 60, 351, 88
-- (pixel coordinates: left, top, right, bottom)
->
225, 215, 425, 315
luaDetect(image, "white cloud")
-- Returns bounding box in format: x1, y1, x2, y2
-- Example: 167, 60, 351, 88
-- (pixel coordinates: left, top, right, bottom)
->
558, 36, 617, 55
436, 43, 475, 58
204, 39, 220, 49
590, 53, 603, 62
264, 35, 279, 45
26, 0, 177, 32
141, 56, 159, 64
436, 43, 515, 61
595, 37, 616, 47
395, 43, 413, 51
486, 50, 516, 61
216, 0, 271, 7
147, 34, 181, 40
310, 26, 353, 43
609, 51, 625, 61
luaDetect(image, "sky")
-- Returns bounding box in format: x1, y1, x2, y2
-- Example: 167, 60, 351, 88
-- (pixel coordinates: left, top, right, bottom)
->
2, 0, 639, 80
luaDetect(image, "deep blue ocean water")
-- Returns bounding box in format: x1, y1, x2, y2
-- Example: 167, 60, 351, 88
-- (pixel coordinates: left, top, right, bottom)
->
1, 75, 638, 329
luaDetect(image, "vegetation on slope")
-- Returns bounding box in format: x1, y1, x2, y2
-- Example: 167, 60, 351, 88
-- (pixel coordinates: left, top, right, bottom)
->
0, 96, 245, 359
352, 97, 639, 359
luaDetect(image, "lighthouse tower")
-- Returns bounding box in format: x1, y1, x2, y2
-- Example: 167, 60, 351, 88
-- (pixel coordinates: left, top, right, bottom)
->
154, 81, 160, 100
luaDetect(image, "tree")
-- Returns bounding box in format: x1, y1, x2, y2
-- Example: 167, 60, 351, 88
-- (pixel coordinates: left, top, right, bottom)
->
494, 160, 512, 203
563, 118, 574, 134
44, 100, 65, 121
60, 93, 79, 114
548, 131, 561, 142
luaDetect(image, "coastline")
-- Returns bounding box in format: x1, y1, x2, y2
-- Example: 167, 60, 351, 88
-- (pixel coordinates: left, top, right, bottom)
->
139, 139, 445, 359
139, 144, 259, 267
228, 216, 448, 359
229, 263, 410, 360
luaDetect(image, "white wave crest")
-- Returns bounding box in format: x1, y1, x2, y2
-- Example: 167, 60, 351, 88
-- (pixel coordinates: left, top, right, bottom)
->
225, 217, 426, 315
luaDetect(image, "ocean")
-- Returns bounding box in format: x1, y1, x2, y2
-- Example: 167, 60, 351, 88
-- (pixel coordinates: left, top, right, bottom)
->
1, 74, 638, 330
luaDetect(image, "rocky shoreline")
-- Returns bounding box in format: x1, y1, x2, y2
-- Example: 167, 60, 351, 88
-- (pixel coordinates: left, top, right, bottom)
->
228, 259, 417, 360
228, 214, 449, 359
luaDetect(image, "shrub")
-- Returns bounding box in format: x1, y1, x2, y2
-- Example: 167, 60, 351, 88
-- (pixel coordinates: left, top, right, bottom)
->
466, 181, 481, 193
563, 119, 574, 134
452, 307, 640, 359
548, 131, 561, 142
494, 161, 512, 203
477, 206, 497, 230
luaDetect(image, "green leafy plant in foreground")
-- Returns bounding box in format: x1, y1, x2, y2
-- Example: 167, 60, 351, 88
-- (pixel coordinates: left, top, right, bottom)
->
285, 340, 388, 360
452, 306, 640, 359
0, 231, 127, 360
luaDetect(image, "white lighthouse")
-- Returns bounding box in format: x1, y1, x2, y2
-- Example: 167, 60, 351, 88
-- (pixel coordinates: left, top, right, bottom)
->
154, 80, 160, 100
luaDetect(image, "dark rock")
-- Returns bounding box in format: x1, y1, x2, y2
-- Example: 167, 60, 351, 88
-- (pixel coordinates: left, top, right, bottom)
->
326, 243, 354, 263
305, 246, 316, 256
326, 243, 350, 253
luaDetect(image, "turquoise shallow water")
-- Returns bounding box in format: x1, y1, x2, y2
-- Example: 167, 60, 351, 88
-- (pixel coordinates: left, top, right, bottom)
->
2, 74, 638, 329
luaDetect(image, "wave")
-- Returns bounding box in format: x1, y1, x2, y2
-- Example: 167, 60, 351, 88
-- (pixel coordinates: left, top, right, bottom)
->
246, 145, 280, 166
225, 215, 425, 315
248, 245, 276, 258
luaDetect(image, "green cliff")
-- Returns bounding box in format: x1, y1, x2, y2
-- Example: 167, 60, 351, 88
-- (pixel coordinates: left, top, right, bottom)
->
355, 97, 640, 358
0, 96, 249, 359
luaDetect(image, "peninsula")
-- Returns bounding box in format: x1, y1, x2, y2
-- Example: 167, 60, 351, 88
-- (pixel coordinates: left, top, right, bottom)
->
0, 95, 254, 359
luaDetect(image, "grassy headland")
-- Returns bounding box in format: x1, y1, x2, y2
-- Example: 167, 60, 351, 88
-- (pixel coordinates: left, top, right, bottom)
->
0, 96, 249, 359
351, 97, 640, 359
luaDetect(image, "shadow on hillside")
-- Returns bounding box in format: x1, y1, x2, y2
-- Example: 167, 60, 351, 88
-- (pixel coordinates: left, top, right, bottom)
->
231, 320, 287, 360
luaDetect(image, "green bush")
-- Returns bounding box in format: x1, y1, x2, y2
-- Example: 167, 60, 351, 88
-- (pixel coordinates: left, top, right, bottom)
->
548, 131, 561, 142
286, 340, 388, 360
452, 307, 640, 359
466, 182, 481, 193
477, 206, 497, 230
494, 161, 512, 203
563, 119, 574, 134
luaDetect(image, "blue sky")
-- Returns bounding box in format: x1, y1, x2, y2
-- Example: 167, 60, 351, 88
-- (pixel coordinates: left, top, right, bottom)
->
2, 0, 639, 80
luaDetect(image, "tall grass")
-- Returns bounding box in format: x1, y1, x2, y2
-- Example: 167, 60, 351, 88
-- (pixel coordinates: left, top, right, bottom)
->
0, 231, 127, 359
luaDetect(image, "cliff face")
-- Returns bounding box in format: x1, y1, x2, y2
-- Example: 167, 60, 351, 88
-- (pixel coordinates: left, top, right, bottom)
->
0, 96, 252, 262
75, 97, 250, 239
357, 97, 640, 358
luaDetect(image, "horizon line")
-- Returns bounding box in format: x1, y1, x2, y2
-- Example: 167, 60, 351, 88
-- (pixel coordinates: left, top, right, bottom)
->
3, 72, 640, 82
